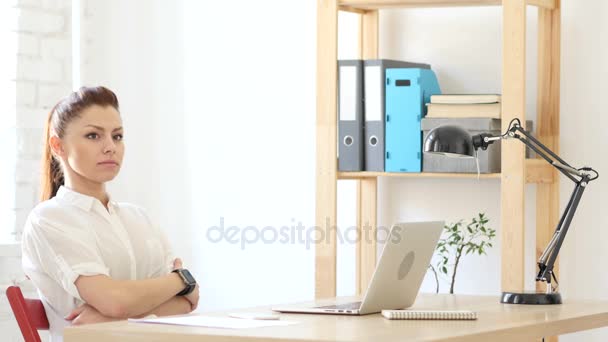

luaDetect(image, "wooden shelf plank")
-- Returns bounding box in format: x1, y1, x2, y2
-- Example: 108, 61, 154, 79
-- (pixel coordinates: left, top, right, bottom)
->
338, 159, 553, 182
338, 0, 555, 11
340, 0, 500, 10
338, 171, 501, 179
528, 0, 556, 9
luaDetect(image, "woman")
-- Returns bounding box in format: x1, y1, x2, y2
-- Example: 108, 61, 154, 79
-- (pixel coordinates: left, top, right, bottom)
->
21, 86, 199, 342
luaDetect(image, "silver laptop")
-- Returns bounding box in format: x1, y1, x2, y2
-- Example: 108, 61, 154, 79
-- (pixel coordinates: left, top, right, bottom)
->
272, 221, 443, 315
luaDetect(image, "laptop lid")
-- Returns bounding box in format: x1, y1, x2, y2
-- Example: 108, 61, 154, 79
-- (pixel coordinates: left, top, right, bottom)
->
358, 221, 443, 314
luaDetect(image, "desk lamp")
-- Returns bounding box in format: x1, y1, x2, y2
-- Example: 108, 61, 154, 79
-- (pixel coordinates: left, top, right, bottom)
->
424, 118, 599, 304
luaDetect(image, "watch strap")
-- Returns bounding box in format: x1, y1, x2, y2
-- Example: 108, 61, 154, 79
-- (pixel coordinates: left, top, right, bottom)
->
172, 269, 196, 296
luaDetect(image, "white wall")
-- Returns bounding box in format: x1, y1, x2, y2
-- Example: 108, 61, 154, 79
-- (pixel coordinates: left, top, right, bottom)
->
78, 0, 194, 271
181, 0, 319, 310
1, 0, 71, 340
3, 0, 73, 241
559, 0, 608, 340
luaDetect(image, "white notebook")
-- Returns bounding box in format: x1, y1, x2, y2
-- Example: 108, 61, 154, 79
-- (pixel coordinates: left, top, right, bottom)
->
381, 310, 477, 320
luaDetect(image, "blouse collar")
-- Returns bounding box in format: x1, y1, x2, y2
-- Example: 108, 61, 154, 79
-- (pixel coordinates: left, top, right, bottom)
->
55, 185, 117, 214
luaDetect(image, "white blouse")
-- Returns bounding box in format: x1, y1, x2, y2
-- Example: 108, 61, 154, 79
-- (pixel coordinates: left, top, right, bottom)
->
21, 186, 175, 342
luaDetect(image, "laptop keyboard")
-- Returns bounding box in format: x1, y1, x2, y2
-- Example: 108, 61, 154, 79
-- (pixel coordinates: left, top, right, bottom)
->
316, 301, 362, 310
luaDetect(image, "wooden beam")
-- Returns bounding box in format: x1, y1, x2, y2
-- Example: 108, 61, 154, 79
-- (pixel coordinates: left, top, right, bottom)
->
339, 172, 500, 179
536, 3, 560, 341
356, 10, 379, 296
340, 0, 502, 10
356, 179, 378, 295
315, 0, 339, 299
536, 3, 560, 154
338, 160, 552, 183
339, 6, 368, 14
501, 0, 527, 293
338, 0, 555, 10
527, 0, 556, 10
358, 10, 379, 60
526, 159, 555, 184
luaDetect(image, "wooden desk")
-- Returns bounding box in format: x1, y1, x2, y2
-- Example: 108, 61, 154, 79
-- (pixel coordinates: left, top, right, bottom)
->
64, 294, 608, 342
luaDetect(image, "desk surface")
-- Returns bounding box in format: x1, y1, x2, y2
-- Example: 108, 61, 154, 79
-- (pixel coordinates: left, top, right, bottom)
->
64, 294, 608, 342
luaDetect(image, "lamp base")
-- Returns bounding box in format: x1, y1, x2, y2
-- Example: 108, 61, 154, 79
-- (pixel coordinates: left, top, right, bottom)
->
500, 291, 562, 305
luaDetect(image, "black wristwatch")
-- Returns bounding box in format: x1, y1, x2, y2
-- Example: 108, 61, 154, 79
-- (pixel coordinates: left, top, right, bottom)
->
172, 268, 197, 296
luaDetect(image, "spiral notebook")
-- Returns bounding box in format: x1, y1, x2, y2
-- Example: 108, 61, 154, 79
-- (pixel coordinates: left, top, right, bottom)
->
381, 310, 477, 320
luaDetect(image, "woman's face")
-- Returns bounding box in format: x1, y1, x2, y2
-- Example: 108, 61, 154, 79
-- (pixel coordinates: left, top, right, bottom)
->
53, 105, 125, 184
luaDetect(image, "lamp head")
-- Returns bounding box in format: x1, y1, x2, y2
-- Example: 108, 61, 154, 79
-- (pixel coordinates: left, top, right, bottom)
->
423, 125, 476, 158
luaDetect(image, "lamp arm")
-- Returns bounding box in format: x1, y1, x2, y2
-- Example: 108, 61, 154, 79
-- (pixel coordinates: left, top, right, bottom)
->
506, 124, 580, 183
472, 118, 599, 293
473, 119, 599, 183
473, 127, 577, 182
535, 180, 587, 288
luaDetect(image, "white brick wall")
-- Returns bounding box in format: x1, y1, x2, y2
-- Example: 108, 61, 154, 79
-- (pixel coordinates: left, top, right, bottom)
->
38, 83, 69, 109
41, 37, 71, 59
16, 33, 39, 56
15, 9, 65, 34
12, 0, 72, 240
2, 1, 71, 339
15, 81, 36, 106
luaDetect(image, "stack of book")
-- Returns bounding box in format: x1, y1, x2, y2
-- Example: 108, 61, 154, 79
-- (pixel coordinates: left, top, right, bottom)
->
426, 94, 501, 118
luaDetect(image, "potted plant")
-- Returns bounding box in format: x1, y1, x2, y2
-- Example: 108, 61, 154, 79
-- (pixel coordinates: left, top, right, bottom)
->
429, 213, 496, 294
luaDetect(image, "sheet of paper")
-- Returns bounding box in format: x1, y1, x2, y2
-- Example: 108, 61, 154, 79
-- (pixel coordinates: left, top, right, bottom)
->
128, 315, 298, 329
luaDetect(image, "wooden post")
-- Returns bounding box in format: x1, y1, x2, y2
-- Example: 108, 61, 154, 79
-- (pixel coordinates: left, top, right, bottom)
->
315, 0, 339, 299
536, 2, 561, 341
501, 0, 527, 293
355, 10, 379, 296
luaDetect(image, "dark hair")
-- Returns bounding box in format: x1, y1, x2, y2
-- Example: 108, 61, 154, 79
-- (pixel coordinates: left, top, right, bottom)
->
40, 86, 120, 201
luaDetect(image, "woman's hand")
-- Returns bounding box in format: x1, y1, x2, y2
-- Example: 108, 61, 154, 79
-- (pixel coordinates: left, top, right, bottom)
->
65, 304, 119, 325
173, 258, 200, 311
173, 257, 183, 271
184, 284, 200, 311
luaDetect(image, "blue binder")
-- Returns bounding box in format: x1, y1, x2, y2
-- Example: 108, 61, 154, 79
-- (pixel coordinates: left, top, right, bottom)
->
385, 68, 441, 172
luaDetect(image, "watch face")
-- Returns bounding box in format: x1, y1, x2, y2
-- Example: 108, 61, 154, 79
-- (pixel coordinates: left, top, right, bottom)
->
181, 269, 196, 285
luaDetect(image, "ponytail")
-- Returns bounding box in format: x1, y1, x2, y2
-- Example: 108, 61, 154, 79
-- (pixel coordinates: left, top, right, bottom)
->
40, 107, 64, 201
39, 86, 120, 202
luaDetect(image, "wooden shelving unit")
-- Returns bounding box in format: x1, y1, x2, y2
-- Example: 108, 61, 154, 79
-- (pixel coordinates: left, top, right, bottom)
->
315, 0, 561, 318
